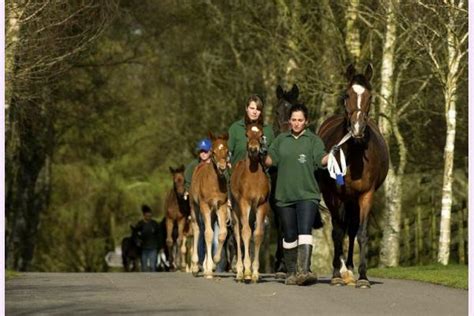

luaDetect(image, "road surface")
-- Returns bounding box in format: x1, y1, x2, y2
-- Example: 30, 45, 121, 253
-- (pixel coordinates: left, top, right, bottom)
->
5, 272, 468, 315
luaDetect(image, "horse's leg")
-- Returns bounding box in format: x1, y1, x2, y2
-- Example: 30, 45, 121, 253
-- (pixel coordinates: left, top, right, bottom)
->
213, 204, 228, 267
239, 199, 252, 282
165, 217, 175, 271
176, 217, 186, 271
251, 201, 269, 283
356, 191, 374, 289
232, 211, 244, 281
190, 203, 200, 276
344, 201, 359, 286
200, 202, 214, 279
330, 204, 346, 286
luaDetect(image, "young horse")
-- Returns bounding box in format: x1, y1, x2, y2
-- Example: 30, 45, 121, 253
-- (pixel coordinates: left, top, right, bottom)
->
189, 132, 230, 278
271, 84, 300, 277
230, 119, 270, 283
121, 224, 141, 272
164, 165, 191, 271
317, 64, 389, 288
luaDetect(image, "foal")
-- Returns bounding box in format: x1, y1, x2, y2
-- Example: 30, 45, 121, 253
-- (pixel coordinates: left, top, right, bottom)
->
189, 132, 230, 278
164, 165, 190, 271
230, 120, 270, 282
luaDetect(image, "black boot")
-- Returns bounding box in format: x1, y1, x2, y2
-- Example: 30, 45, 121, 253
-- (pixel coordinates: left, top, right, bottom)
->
283, 248, 297, 285
296, 244, 318, 286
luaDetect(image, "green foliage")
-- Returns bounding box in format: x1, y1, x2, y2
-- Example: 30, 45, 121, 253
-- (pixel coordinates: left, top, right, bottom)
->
369, 264, 468, 290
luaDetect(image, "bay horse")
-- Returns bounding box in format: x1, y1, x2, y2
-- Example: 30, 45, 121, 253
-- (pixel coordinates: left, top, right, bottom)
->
121, 224, 141, 272
230, 118, 270, 282
271, 84, 299, 277
164, 165, 191, 271
189, 132, 230, 278
317, 64, 389, 288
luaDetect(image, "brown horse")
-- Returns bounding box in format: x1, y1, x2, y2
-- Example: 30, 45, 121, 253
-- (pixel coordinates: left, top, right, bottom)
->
164, 165, 191, 271
317, 64, 389, 288
189, 132, 230, 278
230, 119, 270, 282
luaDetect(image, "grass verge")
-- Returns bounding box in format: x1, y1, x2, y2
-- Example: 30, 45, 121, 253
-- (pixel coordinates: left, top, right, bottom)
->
6, 270, 20, 281
369, 264, 467, 290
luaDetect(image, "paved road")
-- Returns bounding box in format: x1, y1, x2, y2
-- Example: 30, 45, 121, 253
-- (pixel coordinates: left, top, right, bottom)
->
5, 272, 468, 315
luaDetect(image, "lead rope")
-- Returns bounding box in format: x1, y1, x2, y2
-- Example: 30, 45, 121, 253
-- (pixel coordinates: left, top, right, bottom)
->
327, 132, 352, 185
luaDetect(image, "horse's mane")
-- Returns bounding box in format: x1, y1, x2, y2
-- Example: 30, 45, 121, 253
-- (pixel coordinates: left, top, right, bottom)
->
350, 74, 372, 90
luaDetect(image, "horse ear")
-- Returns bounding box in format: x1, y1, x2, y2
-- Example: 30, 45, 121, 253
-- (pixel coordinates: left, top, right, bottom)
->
130, 224, 134, 230
276, 85, 284, 99
222, 132, 229, 141
208, 131, 215, 141
365, 63, 373, 81
346, 64, 356, 81
169, 166, 175, 173
179, 164, 185, 172
290, 84, 299, 100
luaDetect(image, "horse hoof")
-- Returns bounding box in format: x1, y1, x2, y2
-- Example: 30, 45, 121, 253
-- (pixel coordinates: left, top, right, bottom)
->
192, 271, 199, 277
251, 275, 260, 283
331, 277, 345, 286
356, 279, 371, 289
275, 272, 286, 280
204, 273, 213, 279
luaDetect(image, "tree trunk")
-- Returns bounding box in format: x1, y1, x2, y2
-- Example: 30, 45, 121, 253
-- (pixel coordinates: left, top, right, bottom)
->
378, 0, 402, 268
345, 0, 360, 63
437, 4, 461, 265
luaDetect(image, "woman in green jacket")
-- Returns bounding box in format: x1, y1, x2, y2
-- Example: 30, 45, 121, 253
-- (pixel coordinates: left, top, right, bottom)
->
265, 103, 336, 286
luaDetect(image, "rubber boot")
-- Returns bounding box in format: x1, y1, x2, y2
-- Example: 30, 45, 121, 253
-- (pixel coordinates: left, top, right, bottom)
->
283, 248, 297, 285
296, 244, 318, 286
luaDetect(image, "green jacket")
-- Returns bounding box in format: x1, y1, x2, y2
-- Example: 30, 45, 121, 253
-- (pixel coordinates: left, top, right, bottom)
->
184, 159, 200, 192
268, 129, 326, 207
228, 119, 275, 166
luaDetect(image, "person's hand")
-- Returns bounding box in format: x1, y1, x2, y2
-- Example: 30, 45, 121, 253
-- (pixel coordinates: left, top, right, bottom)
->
331, 145, 340, 155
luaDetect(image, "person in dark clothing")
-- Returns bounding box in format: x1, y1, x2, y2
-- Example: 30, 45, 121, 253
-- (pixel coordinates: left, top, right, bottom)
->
135, 205, 161, 272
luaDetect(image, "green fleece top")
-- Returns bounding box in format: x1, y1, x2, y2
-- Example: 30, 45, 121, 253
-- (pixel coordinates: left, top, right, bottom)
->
268, 129, 326, 207
184, 159, 200, 191
228, 119, 275, 166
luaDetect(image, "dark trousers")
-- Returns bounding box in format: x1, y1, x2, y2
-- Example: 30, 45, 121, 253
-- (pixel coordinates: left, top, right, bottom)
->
141, 248, 158, 272
277, 200, 318, 244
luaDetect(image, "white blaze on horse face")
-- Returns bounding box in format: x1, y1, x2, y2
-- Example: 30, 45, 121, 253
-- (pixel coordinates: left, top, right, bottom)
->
354, 112, 361, 135
352, 84, 365, 110
218, 144, 224, 150
251, 126, 260, 133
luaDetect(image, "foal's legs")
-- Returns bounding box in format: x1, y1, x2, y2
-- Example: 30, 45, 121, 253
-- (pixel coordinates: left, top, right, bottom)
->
165, 217, 175, 271
233, 211, 244, 281
190, 203, 200, 276
252, 202, 269, 283
200, 202, 214, 278
213, 203, 228, 265
239, 199, 252, 281
177, 217, 186, 271
344, 201, 359, 285
330, 202, 346, 286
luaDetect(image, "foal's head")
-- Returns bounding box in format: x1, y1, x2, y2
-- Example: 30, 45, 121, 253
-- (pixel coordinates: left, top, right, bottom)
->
245, 121, 264, 161
209, 132, 229, 175
343, 64, 373, 140
169, 165, 185, 196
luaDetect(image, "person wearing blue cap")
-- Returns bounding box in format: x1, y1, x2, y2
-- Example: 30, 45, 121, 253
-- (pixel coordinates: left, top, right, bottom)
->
184, 138, 212, 268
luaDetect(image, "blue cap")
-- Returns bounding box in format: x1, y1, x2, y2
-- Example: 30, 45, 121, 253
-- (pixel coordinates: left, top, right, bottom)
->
196, 138, 212, 152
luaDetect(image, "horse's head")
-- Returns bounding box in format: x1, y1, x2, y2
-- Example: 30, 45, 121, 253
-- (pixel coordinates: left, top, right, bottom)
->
275, 84, 299, 133
130, 224, 142, 248
343, 64, 373, 140
245, 121, 264, 161
208, 131, 229, 175
169, 165, 185, 196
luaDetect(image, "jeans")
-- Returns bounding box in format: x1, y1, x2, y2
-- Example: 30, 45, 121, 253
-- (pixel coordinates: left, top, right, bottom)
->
276, 200, 318, 244
141, 248, 158, 272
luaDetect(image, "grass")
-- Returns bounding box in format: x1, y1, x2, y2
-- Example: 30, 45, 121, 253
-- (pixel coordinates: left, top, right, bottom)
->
5, 269, 20, 281
369, 264, 468, 290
